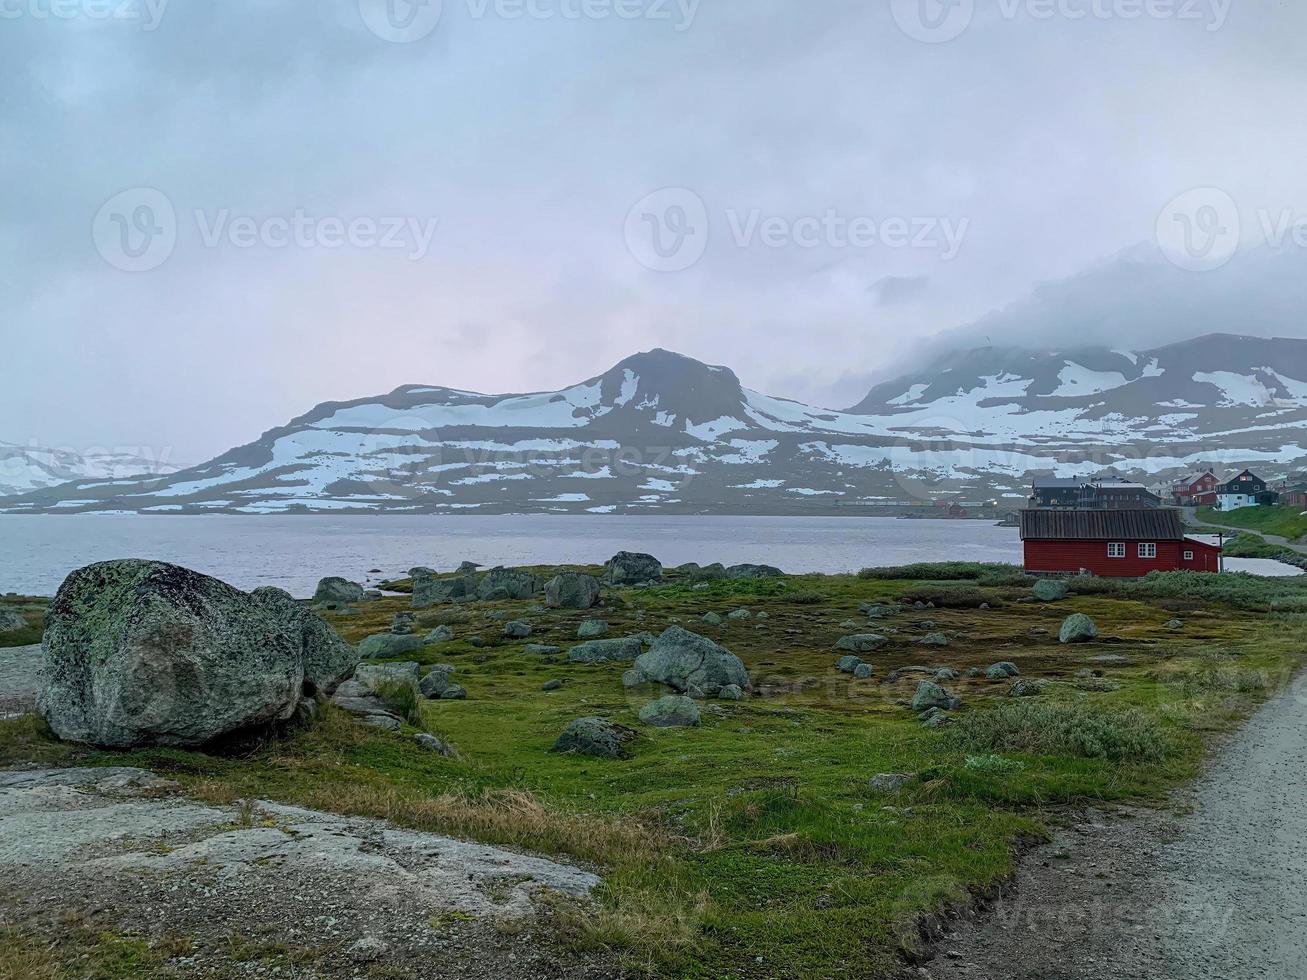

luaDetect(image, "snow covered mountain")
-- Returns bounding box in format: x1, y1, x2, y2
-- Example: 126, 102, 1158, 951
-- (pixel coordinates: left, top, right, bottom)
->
6, 336, 1306, 515
0, 442, 178, 499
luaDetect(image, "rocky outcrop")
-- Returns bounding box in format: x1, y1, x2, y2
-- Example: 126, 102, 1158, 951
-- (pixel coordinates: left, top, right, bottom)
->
411, 571, 478, 609
478, 568, 540, 601
313, 577, 364, 606
604, 552, 662, 586
545, 572, 602, 609
629, 627, 749, 699
834, 634, 888, 654
38, 561, 356, 748
568, 638, 644, 664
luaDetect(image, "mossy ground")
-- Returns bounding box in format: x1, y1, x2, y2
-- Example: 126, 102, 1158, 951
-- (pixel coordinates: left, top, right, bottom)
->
3, 566, 1305, 978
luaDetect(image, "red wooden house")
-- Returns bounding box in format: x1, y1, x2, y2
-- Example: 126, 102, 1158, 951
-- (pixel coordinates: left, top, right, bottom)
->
1020, 509, 1222, 577
1171, 468, 1220, 507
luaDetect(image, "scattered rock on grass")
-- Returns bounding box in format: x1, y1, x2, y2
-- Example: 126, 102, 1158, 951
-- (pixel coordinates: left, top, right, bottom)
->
605, 552, 662, 586
418, 665, 456, 699
870, 773, 913, 792
702, 612, 724, 626
632, 627, 750, 698
718, 684, 744, 701
911, 680, 958, 713
638, 695, 701, 728
918, 632, 949, 647
542, 679, 564, 692
1008, 678, 1046, 697
545, 573, 602, 610
1033, 580, 1069, 602
1060, 614, 1099, 644
986, 662, 1020, 680
552, 717, 639, 759
0, 607, 25, 633
577, 619, 609, 639
425, 625, 454, 644
569, 637, 644, 664
726, 564, 783, 579
853, 663, 874, 680
836, 655, 864, 674
414, 733, 455, 756
358, 633, 427, 659
502, 620, 533, 640
314, 577, 365, 606
835, 634, 888, 654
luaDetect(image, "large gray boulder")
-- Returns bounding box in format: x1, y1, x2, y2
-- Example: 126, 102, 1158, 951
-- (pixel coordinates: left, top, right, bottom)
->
478, 568, 540, 601
545, 573, 601, 610
38, 561, 356, 748
605, 552, 662, 586
1060, 614, 1099, 644
630, 627, 749, 698
412, 572, 478, 609
313, 577, 364, 606
911, 680, 956, 713
577, 619, 609, 639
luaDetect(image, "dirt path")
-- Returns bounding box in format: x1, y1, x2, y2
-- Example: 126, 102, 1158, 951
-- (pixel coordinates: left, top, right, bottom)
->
912, 680, 1307, 980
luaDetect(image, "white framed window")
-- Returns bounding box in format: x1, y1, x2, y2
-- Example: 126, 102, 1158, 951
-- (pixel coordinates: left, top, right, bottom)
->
1108, 542, 1126, 558
1184, 550, 1194, 561
1138, 542, 1157, 559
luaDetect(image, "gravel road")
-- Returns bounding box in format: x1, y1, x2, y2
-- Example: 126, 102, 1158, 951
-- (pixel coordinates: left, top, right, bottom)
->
916, 679, 1307, 980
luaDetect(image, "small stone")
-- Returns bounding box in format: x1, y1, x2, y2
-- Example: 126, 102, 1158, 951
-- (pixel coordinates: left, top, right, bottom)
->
918, 632, 949, 647
870, 773, 913, 792
853, 663, 873, 680
702, 612, 724, 626
1059, 614, 1099, 644
414, 733, 454, 756
638, 695, 701, 728
728, 608, 752, 621
440, 685, 468, 701
986, 662, 1020, 680
577, 619, 609, 640
347, 937, 388, 963
718, 684, 744, 701
502, 620, 533, 640
542, 679, 564, 692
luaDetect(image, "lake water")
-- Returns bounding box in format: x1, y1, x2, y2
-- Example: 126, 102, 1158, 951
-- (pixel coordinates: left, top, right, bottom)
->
0, 515, 1297, 598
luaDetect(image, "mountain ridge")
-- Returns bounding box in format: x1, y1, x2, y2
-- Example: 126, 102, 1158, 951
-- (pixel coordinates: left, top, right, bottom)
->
5, 333, 1305, 515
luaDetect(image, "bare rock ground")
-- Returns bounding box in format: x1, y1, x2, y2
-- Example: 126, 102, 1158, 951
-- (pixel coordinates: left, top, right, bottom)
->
0, 767, 620, 978
0, 643, 40, 719
908, 681, 1307, 980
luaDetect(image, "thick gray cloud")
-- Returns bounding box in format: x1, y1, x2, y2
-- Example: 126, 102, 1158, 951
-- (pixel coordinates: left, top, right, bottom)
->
4, 0, 1307, 464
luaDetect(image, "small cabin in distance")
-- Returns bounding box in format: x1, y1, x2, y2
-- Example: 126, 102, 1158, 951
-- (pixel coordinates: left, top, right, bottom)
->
1171, 468, 1220, 507
1020, 509, 1222, 577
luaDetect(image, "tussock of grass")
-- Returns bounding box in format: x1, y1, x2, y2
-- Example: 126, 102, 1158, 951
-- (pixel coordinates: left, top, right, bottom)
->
1069, 569, 1307, 611
949, 701, 1170, 763
375, 679, 424, 728
0, 927, 59, 980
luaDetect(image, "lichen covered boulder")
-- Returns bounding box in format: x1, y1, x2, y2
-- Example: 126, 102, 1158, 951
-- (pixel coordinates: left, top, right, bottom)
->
545, 572, 602, 610
313, 577, 364, 606
834, 634, 888, 654
478, 568, 540, 601
411, 571, 478, 609
552, 717, 639, 758
605, 552, 662, 586
38, 560, 356, 748
631, 626, 749, 698
1032, 579, 1069, 602
1060, 613, 1099, 644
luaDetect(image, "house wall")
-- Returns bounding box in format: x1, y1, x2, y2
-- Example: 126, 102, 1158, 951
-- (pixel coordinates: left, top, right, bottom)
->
1025, 538, 1220, 576
1216, 493, 1258, 511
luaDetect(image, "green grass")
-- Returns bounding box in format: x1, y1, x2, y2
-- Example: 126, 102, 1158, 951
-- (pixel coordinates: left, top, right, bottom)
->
3, 569, 1304, 977
0, 596, 47, 648
1197, 504, 1307, 542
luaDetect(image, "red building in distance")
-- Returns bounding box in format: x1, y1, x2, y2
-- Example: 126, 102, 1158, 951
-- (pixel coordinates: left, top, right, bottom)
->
1020, 509, 1222, 577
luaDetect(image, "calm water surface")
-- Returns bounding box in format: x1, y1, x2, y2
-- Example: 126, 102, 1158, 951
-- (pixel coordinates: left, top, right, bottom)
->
0, 515, 1023, 597
1, 516, 1294, 597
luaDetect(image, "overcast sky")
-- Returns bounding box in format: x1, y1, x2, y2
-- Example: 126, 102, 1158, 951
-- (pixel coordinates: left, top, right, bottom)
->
4, 0, 1307, 465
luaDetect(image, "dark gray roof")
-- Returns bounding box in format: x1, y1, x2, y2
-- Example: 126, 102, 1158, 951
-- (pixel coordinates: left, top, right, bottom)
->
1020, 509, 1184, 541
1032, 478, 1082, 489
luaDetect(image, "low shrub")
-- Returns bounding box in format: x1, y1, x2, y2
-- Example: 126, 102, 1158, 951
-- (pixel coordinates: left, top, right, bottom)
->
785, 590, 827, 605
1067, 570, 1307, 612
896, 585, 1002, 609
859, 562, 1021, 582
948, 701, 1169, 763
